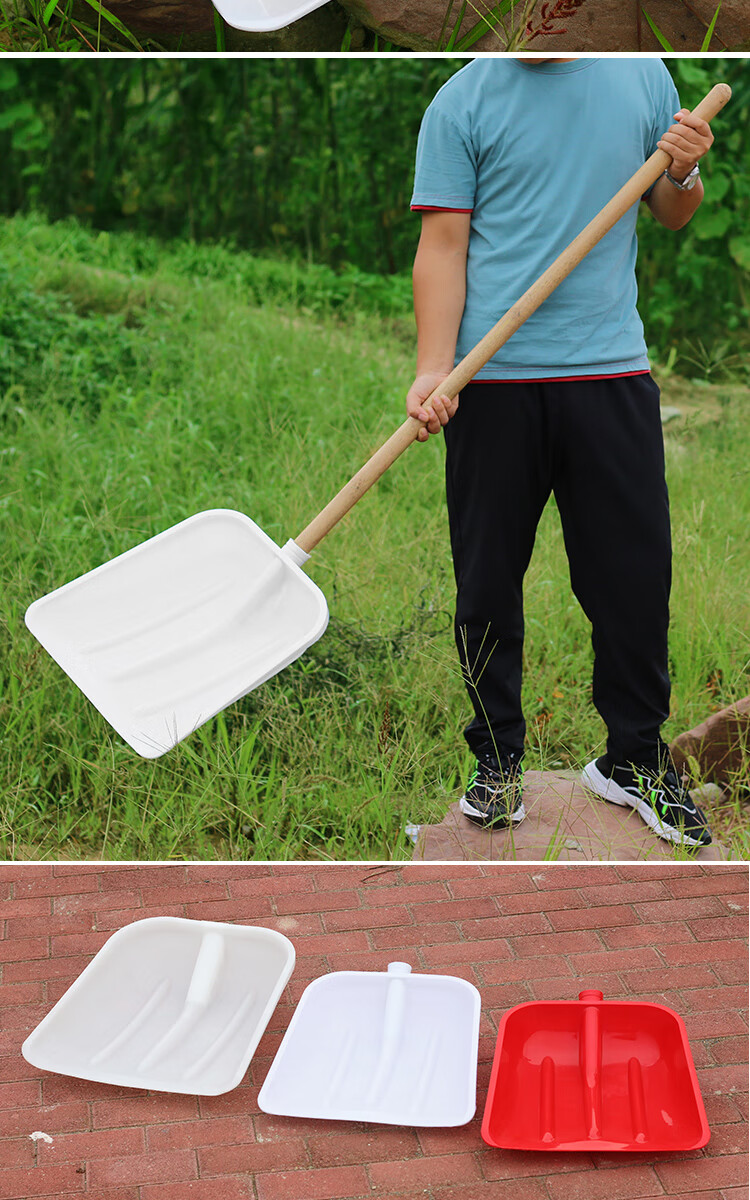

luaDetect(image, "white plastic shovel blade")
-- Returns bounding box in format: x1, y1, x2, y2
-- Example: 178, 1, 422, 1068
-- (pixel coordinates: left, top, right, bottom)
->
211, 0, 330, 32
25, 509, 329, 758
258, 962, 481, 1126
21, 917, 296, 1096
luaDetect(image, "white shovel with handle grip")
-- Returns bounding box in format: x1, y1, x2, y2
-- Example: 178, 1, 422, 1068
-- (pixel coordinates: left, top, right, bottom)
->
25, 83, 731, 758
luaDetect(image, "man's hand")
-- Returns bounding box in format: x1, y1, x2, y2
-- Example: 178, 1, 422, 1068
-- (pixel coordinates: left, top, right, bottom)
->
406, 371, 458, 442
657, 108, 714, 180
646, 107, 712, 231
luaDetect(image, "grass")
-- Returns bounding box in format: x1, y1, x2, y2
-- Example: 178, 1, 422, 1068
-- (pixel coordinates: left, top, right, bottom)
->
0, 0, 734, 50
1, 213, 748, 862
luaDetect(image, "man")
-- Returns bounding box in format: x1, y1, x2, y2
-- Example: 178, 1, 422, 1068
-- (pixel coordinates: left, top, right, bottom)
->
407, 58, 715, 847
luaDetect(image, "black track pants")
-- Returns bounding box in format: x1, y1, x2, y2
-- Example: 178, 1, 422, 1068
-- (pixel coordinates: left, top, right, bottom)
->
444, 374, 672, 763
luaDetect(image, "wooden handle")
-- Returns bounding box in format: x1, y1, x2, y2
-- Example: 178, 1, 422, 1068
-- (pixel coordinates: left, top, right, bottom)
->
295, 82, 731, 556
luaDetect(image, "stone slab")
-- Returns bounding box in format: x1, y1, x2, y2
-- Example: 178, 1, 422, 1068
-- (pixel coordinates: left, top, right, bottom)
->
413, 769, 726, 862
338, 0, 748, 50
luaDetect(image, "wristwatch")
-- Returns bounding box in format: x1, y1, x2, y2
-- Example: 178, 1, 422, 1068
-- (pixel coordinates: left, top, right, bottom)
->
664, 162, 701, 191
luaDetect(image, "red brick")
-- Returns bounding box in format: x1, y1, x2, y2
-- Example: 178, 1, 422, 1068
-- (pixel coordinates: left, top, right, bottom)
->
434, 1182, 549, 1200
710, 1036, 749, 1065
412, 898, 499, 922
704, 1093, 744, 1125
76, 1190, 140, 1200
622, 964, 720, 993
656, 1155, 749, 1192
546, 1165, 663, 1200
601, 922, 694, 948
197, 1086, 259, 1120
635, 896, 727, 923
459, 913, 552, 940
198, 1140, 308, 1174
183, 898, 273, 921
364, 882, 450, 906
449, 873, 537, 899
306, 1129, 420, 1168
614, 865, 704, 881
323, 905, 411, 933
306, 868, 365, 892
141, 1183, 253, 1200
92, 1094, 200, 1128
369, 1151, 483, 1191
713, 961, 750, 986
493, 889, 586, 914
231, 872, 301, 899
147, 1118, 255, 1153
87, 1150, 197, 1188
0, 898, 51, 919
280, 931, 371, 959
684, 1011, 748, 1038
5, 914, 95, 940
414, 1123, 483, 1158
0, 979, 45, 1008
255, 1165, 370, 1200
49, 932, 109, 957
3, 954, 93, 984
37, 1128, 144, 1163
96, 907, 185, 931
690, 917, 750, 942
481, 1149, 597, 1179
13, 873, 100, 898
0, 1139, 34, 1169
52, 891, 141, 915
0, 936, 49, 962
98, 867, 184, 891
660, 941, 746, 966
567, 948, 662, 974
512, 930, 604, 957
698, 1064, 749, 1094
422, 939, 514, 968
704, 1123, 750, 1157
325, 949, 420, 974
684, 986, 749, 1012
665, 872, 750, 898
0, 1163, 85, 1197
481, 955, 573, 984
532, 974, 625, 1001
275, 890, 360, 916
139, 884, 227, 907
0, 1102, 89, 1138
578, 880, 671, 907
548, 907, 636, 932
534, 867, 621, 889
371, 922, 458, 950
0, 1080, 41, 1107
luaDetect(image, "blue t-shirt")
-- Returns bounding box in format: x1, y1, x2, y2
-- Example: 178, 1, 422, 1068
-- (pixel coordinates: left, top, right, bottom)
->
410, 58, 680, 379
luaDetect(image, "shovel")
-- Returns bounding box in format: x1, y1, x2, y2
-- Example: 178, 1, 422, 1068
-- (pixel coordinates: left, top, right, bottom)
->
21, 917, 296, 1095
25, 83, 731, 758
481, 989, 710, 1151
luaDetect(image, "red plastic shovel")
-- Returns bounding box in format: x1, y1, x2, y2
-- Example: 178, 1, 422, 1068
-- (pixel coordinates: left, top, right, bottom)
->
482, 989, 710, 1152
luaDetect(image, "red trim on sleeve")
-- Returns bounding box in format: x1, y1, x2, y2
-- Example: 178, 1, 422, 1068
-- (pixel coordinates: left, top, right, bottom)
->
411, 205, 473, 213
472, 370, 651, 384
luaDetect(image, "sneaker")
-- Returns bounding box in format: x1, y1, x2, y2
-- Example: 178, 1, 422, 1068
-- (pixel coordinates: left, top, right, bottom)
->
459, 750, 526, 829
581, 754, 711, 847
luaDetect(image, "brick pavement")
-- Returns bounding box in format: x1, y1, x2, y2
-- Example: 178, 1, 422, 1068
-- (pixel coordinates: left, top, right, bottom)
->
0, 863, 747, 1200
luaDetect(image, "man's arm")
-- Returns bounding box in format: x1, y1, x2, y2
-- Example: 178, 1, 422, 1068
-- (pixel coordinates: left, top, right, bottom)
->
646, 108, 713, 230
406, 209, 471, 441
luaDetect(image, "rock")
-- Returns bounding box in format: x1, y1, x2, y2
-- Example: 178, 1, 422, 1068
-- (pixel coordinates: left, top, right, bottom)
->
413, 769, 726, 862
337, 0, 748, 49
670, 697, 750, 788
